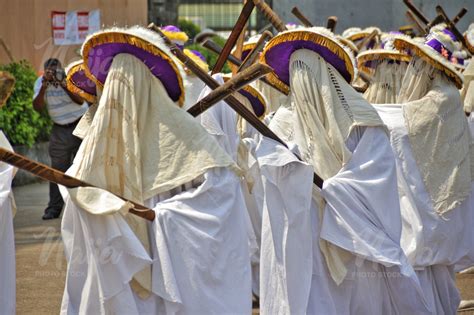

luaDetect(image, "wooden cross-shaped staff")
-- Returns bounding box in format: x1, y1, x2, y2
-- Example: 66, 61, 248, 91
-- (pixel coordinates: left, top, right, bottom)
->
149, 23, 325, 188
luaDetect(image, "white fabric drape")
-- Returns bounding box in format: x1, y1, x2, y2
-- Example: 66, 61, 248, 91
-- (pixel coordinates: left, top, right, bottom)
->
364, 60, 408, 104
0, 131, 15, 315
289, 49, 385, 180
397, 57, 471, 215
375, 104, 474, 314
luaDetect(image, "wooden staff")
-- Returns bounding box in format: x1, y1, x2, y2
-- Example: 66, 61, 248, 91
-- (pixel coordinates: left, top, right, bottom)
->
356, 29, 378, 50
326, 16, 338, 33
291, 7, 314, 27
187, 62, 272, 117
452, 7, 467, 24
253, 0, 287, 32
148, 23, 324, 188
425, 14, 445, 30
0, 148, 156, 221
435, 5, 469, 50
405, 10, 427, 35
212, 0, 255, 74
202, 38, 288, 95
0, 38, 14, 63
403, 0, 429, 25
238, 30, 273, 72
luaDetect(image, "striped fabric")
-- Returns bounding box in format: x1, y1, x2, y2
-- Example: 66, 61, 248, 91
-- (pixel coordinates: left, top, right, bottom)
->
33, 76, 88, 125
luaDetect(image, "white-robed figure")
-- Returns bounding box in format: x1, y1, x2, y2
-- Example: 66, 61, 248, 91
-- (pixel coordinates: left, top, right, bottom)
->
197, 72, 271, 297
0, 71, 16, 315
357, 33, 411, 104
260, 27, 429, 314
0, 131, 16, 315
374, 25, 474, 314
59, 26, 252, 314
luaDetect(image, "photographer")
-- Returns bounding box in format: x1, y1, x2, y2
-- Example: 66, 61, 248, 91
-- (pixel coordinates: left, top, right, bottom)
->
33, 58, 87, 220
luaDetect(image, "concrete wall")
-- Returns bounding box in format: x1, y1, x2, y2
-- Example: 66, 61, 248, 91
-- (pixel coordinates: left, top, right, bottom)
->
273, 0, 472, 35
0, 0, 148, 72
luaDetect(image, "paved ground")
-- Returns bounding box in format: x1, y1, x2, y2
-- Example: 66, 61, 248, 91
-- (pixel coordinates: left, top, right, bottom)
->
11, 181, 474, 314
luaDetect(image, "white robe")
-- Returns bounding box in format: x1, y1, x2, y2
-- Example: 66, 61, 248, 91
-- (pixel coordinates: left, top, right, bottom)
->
0, 131, 15, 315
376, 104, 474, 314
257, 125, 429, 314
60, 167, 252, 314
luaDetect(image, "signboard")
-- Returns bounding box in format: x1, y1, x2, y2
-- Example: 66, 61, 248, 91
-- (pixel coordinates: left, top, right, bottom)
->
51, 10, 100, 45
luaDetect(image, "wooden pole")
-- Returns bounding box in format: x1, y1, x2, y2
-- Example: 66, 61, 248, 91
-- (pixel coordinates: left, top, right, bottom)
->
238, 30, 272, 72
253, 0, 287, 32
403, 0, 429, 25
405, 10, 427, 35
212, 0, 255, 74
0, 38, 14, 63
291, 7, 314, 27
201, 38, 288, 95
356, 29, 378, 50
452, 8, 467, 24
187, 62, 272, 117
435, 5, 469, 51
0, 148, 156, 221
148, 23, 324, 188
326, 16, 338, 33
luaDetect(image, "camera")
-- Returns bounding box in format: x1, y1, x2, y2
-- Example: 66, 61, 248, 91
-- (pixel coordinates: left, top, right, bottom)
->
54, 69, 66, 82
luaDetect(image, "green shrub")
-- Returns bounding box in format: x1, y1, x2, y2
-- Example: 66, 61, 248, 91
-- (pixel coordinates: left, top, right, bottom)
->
178, 19, 201, 42
187, 35, 232, 73
0, 60, 52, 147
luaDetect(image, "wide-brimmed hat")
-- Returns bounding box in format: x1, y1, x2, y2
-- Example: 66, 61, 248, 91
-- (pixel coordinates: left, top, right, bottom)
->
342, 26, 381, 43
464, 23, 474, 54
222, 73, 266, 118
183, 49, 209, 73
260, 27, 356, 94
393, 24, 464, 89
0, 71, 15, 108
65, 60, 97, 103
160, 25, 189, 49
357, 32, 410, 74
82, 26, 185, 105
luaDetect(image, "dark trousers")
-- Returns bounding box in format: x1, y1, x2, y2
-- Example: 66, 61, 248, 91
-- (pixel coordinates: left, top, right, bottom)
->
45, 122, 82, 214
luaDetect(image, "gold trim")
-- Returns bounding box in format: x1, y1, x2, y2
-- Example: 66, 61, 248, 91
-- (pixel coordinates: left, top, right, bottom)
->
261, 30, 355, 93
394, 38, 463, 89
347, 32, 370, 42
183, 49, 209, 73
66, 62, 96, 103
357, 51, 411, 74
82, 31, 185, 106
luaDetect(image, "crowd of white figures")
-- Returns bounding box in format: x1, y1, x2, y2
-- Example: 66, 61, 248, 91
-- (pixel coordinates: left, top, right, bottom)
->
1, 16, 474, 315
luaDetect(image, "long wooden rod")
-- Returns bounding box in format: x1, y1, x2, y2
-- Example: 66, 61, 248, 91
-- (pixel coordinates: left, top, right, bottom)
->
212, 1, 255, 74
0, 148, 156, 221
253, 0, 287, 32
148, 23, 324, 188
291, 7, 314, 27
187, 62, 272, 117
238, 30, 273, 72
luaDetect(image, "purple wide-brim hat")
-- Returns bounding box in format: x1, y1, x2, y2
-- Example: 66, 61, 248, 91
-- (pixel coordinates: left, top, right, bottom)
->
260, 27, 356, 94
65, 60, 97, 103
222, 76, 266, 118
393, 32, 464, 89
82, 26, 185, 105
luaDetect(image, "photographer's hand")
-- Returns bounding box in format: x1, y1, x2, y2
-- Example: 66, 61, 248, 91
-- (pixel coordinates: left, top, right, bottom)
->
60, 79, 85, 105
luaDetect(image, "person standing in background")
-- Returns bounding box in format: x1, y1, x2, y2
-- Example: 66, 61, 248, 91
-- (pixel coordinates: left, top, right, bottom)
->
32, 58, 87, 220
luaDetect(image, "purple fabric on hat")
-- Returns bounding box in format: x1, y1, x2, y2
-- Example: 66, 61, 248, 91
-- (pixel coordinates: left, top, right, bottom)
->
442, 28, 457, 41
87, 43, 182, 102
162, 25, 181, 33
426, 38, 452, 59
265, 39, 352, 85
239, 89, 265, 117
241, 50, 251, 62
71, 70, 97, 95
191, 50, 206, 62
